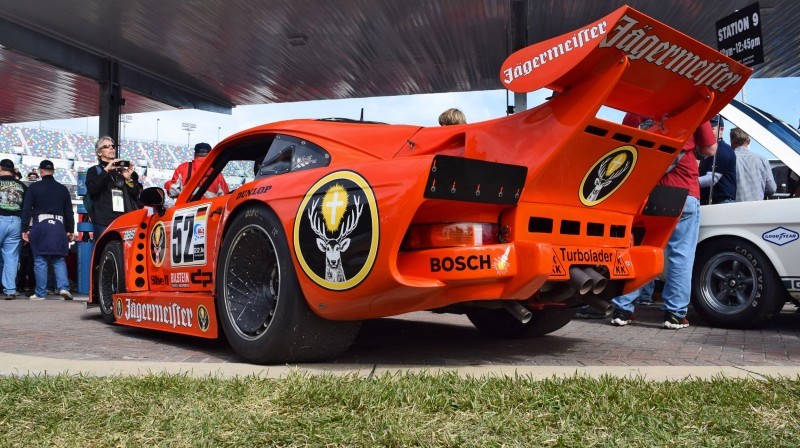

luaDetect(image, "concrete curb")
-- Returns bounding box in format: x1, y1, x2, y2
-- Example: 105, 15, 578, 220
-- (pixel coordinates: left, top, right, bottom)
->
2, 352, 800, 381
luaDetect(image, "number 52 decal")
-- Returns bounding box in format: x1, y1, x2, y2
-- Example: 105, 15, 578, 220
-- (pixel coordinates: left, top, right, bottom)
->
171, 205, 209, 267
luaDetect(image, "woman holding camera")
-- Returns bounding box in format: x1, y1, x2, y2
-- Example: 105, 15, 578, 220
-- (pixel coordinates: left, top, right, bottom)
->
84, 136, 141, 239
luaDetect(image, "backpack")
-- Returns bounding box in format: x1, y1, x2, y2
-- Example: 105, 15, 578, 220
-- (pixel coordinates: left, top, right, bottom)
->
82, 165, 104, 215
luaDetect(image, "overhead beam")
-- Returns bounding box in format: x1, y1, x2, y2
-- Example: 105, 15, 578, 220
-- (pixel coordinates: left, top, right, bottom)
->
0, 16, 232, 114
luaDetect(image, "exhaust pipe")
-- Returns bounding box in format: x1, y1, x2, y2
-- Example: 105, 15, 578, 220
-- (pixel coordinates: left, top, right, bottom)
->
503, 301, 532, 324
568, 266, 593, 295
582, 295, 611, 312
581, 267, 608, 294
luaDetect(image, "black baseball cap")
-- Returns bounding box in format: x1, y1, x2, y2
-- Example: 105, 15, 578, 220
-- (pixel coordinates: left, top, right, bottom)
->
194, 142, 212, 156
710, 115, 724, 127
0, 159, 14, 171
39, 159, 55, 170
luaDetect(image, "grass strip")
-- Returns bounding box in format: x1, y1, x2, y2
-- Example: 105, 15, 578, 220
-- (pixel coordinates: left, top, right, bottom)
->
1, 372, 799, 447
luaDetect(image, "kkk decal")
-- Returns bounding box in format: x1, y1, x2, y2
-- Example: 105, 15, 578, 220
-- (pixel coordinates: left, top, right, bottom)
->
294, 171, 379, 291
150, 221, 166, 267
579, 146, 637, 206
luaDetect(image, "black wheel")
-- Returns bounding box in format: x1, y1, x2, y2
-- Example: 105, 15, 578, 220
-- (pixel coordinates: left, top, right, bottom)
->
466, 302, 578, 338
691, 238, 786, 328
216, 205, 361, 364
97, 241, 124, 324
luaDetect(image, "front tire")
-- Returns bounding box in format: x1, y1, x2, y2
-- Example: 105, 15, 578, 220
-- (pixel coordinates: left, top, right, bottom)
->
691, 238, 786, 328
97, 241, 124, 324
216, 205, 361, 364
466, 302, 578, 338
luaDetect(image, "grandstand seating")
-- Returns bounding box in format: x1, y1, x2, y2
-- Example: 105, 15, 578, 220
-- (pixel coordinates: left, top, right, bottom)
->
0, 124, 195, 197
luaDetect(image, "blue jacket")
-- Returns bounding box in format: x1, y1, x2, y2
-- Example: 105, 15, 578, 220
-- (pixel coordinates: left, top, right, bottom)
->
699, 140, 737, 204
21, 175, 73, 256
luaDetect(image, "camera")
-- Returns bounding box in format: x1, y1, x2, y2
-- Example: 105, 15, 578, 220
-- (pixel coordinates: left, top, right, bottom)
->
114, 160, 131, 168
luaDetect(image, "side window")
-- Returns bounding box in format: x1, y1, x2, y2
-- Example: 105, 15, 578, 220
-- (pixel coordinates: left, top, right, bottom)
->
257, 135, 330, 178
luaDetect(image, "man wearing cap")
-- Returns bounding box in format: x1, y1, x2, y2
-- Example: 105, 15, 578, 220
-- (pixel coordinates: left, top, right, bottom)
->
164, 142, 229, 200
20, 160, 74, 301
699, 115, 737, 204
85, 135, 141, 238
0, 159, 27, 300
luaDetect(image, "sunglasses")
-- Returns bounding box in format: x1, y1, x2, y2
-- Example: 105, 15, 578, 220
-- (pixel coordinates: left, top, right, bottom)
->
99, 144, 117, 150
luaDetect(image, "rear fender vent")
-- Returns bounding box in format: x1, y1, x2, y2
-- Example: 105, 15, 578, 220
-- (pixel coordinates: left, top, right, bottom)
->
529, 217, 553, 233
587, 223, 604, 236
612, 133, 633, 143
584, 126, 609, 137
610, 225, 627, 238
560, 220, 580, 235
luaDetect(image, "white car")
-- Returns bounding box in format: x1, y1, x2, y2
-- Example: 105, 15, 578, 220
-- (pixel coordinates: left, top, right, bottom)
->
692, 100, 800, 328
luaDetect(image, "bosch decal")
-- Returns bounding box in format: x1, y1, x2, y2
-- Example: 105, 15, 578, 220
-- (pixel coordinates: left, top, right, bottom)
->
150, 221, 166, 267
580, 146, 637, 206
430, 255, 491, 272
762, 227, 799, 246
171, 205, 208, 267
294, 171, 379, 291
493, 247, 511, 275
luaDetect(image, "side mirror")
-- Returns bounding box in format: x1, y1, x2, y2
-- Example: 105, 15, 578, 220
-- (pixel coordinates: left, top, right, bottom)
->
139, 187, 165, 207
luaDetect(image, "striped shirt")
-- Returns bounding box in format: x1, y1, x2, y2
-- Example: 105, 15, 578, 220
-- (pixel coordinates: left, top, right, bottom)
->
734, 145, 777, 202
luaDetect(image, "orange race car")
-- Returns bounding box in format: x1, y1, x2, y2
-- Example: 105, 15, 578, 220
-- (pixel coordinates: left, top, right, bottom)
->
89, 5, 750, 363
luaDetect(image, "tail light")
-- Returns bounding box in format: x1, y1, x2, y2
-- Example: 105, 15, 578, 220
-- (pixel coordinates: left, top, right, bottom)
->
402, 223, 499, 250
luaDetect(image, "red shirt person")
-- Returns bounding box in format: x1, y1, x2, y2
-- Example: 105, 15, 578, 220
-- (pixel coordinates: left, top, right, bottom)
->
164, 143, 229, 199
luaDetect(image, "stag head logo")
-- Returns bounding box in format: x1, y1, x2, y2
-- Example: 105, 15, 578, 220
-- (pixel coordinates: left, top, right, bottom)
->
295, 171, 380, 291
579, 146, 637, 206
308, 186, 363, 283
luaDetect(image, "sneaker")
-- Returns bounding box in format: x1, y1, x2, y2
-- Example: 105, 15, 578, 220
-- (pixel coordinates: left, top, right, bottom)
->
29, 294, 45, 301
58, 290, 73, 301
4, 293, 15, 300
663, 312, 690, 329
637, 297, 654, 306
610, 309, 634, 326
575, 304, 612, 319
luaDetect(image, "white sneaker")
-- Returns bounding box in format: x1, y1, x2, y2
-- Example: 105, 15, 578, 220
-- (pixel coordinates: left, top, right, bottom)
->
29, 294, 45, 300
58, 290, 73, 301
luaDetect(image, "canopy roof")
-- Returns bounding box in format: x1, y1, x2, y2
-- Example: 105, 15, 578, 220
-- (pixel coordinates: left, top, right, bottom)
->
0, 0, 797, 123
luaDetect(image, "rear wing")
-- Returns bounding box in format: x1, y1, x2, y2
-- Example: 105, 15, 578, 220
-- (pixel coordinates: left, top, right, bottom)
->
500, 5, 752, 138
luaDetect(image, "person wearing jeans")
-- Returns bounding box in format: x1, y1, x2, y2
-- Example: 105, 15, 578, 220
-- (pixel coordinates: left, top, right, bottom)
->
610, 115, 716, 329
20, 159, 74, 301
0, 159, 27, 300
611, 197, 700, 325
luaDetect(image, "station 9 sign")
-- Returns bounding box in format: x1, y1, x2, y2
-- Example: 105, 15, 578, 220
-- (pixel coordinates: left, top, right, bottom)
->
716, 2, 764, 67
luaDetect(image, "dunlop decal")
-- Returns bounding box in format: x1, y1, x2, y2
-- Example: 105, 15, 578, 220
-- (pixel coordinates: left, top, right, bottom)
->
579, 146, 637, 206
150, 221, 166, 267
294, 171, 379, 291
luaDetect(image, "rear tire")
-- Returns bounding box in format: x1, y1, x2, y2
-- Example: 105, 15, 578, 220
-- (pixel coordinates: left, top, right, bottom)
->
97, 241, 124, 324
216, 205, 361, 363
466, 302, 578, 338
691, 238, 786, 328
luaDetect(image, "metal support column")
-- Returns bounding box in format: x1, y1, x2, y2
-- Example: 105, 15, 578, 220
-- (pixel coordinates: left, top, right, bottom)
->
98, 60, 124, 155
510, 0, 528, 113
